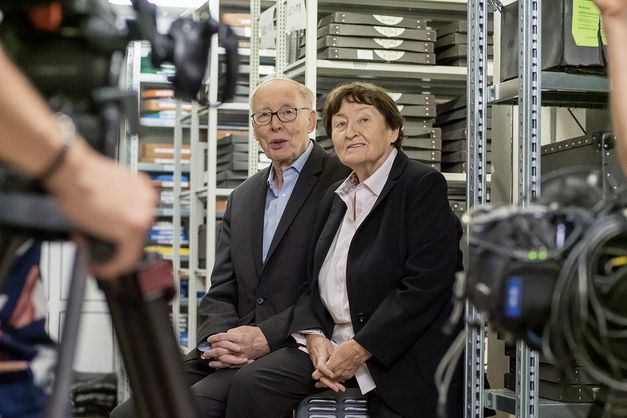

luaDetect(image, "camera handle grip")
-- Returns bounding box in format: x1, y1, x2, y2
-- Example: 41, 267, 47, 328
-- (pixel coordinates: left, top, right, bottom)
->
218, 21, 239, 103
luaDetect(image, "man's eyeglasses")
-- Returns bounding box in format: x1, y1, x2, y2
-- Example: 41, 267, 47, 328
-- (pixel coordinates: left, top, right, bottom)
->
251, 107, 310, 126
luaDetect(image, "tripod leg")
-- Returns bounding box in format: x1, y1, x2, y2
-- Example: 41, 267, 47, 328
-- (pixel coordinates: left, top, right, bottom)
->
100, 261, 199, 418
44, 247, 89, 418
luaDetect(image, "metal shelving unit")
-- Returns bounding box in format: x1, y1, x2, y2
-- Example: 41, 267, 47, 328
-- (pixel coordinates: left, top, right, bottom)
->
284, 60, 472, 97
278, 0, 470, 102
468, 1, 544, 416
117, 39, 192, 400
469, 1, 607, 417
269, 0, 489, 183
171, 0, 220, 348
170, 0, 266, 353
465, 0, 489, 416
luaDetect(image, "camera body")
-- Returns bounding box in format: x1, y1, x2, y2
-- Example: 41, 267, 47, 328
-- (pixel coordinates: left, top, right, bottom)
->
464, 164, 627, 392
1, 0, 132, 157
0, 0, 238, 193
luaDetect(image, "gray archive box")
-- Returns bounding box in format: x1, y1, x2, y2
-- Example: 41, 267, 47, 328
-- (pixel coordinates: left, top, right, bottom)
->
397, 104, 436, 118
317, 35, 434, 53
318, 12, 428, 30
404, 119, 434, 131
436, 20, 494, 37
403, 137, 442, 150
435, 33, 494, 49
539, 363, 598, 386
318, 23, 436, 42
442, 140, 466, 153
388, 92, 435, 105
217, 159, 248, 171
437, 44, 494, 62
504, 373, 599, 403
217, 151, 247, 165
405, 127, 442, 139
404, 149, 441, 162
319, 47, 435, 64
500, 0, 606, 82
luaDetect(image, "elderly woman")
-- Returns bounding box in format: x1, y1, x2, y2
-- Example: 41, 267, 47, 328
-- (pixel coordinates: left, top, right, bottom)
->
225, 82, 464, 418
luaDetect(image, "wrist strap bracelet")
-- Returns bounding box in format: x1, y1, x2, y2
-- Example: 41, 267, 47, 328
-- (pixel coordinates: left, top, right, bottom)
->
34, 113, 77, 183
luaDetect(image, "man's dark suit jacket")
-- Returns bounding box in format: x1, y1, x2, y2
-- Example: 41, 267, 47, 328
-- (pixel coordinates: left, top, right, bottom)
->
291, 151, 464, 418
193, 141, 348, 355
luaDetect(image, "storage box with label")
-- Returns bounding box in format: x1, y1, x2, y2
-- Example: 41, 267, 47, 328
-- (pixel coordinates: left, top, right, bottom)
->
141, 143, 191, 163
318, 47, 435, 64
500, 0, 606, 82
318, 12, 428, 30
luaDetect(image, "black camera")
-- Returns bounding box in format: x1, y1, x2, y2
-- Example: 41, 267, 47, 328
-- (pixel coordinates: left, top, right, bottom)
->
464, 168, 627, 392
0, 0, 238, 269
0, 0, 238, 158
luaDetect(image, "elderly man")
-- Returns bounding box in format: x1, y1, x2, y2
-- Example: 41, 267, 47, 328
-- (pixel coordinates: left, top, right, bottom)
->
111, 78, 348, 418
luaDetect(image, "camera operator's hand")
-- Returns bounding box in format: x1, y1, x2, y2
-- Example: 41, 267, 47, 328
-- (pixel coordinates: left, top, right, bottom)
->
0, 46, 157, 280
593, 0, 627, 20
43, 139, 157, 280
593, 0, 627, 174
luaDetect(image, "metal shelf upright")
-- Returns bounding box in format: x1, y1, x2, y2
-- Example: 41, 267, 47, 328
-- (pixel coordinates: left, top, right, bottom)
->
172, 0, 269, 354
515, 1, 542, 416
465, 0, 489, 416
468, 1, 554, 417
172, 100, 186, 350
171, 0, 221, 353
249, 0, 262, 174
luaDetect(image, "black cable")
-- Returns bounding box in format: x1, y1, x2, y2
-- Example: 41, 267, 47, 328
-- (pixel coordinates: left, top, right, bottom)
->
549, 213, 627, 391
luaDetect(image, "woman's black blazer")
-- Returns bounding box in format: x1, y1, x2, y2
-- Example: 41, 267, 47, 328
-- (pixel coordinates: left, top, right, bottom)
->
291, 151, 464, 418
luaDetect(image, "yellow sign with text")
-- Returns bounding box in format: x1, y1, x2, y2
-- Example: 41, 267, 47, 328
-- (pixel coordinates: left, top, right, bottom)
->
572, 0, 605, 46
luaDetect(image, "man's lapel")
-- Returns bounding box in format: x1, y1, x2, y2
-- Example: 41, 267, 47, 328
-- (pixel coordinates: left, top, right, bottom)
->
262, 143, 325, 269
250, 167, 270, 277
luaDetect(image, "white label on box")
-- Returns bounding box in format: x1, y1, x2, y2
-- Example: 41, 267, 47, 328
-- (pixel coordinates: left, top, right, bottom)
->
357, 49, 374, 60
155, 147, 191, 155
286, 0, 307, 31
397, 105, 404, 111
373, 15, 403, 26
159, 181, 189, 188
374, 26, 405, 38
388, 92, 402, 101
374, 50, 404, 61
260, 6, 276, 49
374, 38, 404, 49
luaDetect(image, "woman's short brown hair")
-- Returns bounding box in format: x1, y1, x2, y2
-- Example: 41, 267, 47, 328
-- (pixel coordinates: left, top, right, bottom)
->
322, 82, 405, 149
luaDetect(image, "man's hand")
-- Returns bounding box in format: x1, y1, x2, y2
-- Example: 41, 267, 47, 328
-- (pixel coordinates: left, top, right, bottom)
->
306, 334, 345, 392
204, 326, 271, 368
45, 140, 157, 280
204, 354, 251, 369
